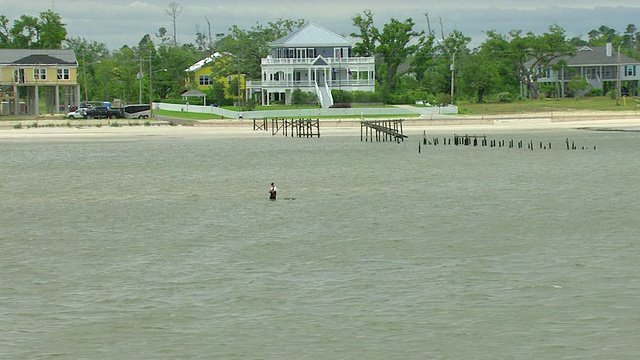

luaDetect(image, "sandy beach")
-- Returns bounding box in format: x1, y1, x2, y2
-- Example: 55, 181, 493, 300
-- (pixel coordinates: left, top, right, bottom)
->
1, 111, 639, 140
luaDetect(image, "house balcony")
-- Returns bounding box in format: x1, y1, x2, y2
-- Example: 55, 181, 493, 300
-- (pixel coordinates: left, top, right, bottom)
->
261, 56, 375, 66
246, 79, 375, 90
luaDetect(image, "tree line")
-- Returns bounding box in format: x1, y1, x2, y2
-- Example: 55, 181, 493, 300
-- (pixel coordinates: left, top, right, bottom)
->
2, 8, 639, 106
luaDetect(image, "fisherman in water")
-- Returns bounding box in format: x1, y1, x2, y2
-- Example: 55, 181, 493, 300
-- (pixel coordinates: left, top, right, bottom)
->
269, 182, 277, 200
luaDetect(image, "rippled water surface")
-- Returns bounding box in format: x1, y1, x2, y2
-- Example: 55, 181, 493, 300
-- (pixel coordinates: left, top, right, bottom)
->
1, 128, 639, 359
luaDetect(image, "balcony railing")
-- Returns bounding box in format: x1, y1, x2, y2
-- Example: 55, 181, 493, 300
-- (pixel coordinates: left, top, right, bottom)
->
246, 79, 375, 89
261, 56, 375, 66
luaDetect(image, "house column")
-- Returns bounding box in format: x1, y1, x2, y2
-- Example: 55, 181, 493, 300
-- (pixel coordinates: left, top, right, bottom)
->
35, 85, 40, 117
13, 84, 18, 115
561, 66, 565, 98
55, 85, 60, 114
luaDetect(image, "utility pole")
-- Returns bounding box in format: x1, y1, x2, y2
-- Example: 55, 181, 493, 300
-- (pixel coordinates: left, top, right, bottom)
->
149, 50, 153, 118
138, 58, 143, 104
82, 51, 88, 102
450, 53, 455, 104
616, 45, 621, 106
423, 12, 432, 35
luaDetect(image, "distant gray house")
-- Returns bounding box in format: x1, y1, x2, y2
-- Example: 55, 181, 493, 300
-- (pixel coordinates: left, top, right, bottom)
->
529, 43, 640, 97
246, 23, 376, 107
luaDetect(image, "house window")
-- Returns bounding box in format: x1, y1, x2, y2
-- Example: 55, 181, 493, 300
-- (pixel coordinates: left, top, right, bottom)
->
308, 48, 315, 58
334, 47, 349, 59
57, 68, 70, 80
33, 68, 47, 80
14, 69, 25, 83
199, 74, 211, 86
626, 66, 636, 76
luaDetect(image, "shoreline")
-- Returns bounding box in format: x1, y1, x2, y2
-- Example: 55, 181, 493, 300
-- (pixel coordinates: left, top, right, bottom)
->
1, 111, 639, 140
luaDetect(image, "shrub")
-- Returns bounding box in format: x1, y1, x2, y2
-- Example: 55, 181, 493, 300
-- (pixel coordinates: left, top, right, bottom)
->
331, 90, 354, 103
497, 92, 513, 103
330, 103, 352, 108
588, 88, 603, 97
351, 90, 380, 103
437, 93, 452, 106
240, 98, 258, 111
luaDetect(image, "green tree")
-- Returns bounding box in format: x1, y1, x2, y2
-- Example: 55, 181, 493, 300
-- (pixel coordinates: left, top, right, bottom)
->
291, 88, 305, 107
350, 10, 378, 57
410, 32, 437, 85
207, 80, 227, 106
37, 10, 67, 48
4, 10, 67, 49
483, 25, 575, 99
567, 75, 589, 97
64, 36, 110, 102
155, 27, 172, 46
0, 16, 11, 48
376, 18, 422, 93
10, 15, 39, 48
215, 19, 306, 80
461, 49, 501, 102
154, 43, 199, 99
435, 30, 471, 99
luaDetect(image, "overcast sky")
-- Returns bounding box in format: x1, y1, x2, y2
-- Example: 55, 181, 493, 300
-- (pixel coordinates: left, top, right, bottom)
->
3, 1, 640, 50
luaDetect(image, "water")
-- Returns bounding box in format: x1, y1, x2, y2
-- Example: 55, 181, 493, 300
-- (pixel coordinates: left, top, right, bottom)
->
1, 128, 639, 359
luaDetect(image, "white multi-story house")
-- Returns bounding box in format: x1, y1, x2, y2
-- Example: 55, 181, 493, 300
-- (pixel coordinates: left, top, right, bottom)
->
531, 43, 640, 97
246, 23, 376, 107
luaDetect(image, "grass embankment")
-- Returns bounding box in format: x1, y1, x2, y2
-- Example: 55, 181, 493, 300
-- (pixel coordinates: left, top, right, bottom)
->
456, 96, 640, 115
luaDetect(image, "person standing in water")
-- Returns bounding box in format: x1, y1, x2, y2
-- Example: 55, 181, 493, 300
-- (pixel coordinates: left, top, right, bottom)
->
269, 183, 277, 200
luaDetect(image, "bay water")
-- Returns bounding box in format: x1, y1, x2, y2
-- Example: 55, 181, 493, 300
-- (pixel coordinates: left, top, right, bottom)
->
1, 128, 639, 359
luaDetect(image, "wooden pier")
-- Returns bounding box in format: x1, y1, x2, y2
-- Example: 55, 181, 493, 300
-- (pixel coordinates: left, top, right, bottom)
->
270, 118, 321, 137
361, 120, 407, 142
253, 117, 268, 131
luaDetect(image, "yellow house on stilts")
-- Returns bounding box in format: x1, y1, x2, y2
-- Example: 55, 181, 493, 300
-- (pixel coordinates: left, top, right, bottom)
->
0, 49, 80, 117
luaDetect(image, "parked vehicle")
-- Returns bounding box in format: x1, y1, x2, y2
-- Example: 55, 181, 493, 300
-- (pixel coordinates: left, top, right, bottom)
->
67, 109, 87, 119
85, 106, 122, 119
123, 104, 151, 119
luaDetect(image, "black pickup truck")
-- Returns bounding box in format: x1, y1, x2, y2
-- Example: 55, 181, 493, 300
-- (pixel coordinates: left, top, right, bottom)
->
84, 106, 123, 119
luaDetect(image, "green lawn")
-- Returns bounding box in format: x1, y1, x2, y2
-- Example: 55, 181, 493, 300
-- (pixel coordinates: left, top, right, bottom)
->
154, 109, 419, 120
219, 103, 393, 111
155, 109, 221, 120
154, 97, 640, 121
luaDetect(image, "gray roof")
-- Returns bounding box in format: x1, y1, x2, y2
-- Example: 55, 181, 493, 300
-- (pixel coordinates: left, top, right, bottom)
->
271, 23, 352, 48
0, 49, 78, 66
181, 89, 206, 97
545, 46, 639, 67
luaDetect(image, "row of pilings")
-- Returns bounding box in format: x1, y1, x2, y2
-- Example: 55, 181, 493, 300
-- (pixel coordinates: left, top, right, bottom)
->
418, 132, 596, 153
253, 118, 321, 137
